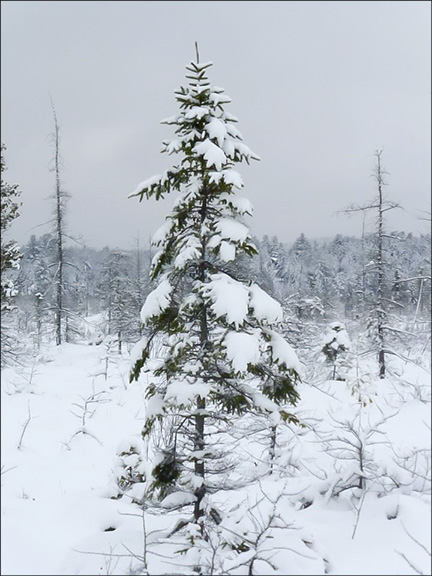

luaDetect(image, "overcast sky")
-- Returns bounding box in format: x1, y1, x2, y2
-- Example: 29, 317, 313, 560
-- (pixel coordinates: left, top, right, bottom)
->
1, 1, 430, 251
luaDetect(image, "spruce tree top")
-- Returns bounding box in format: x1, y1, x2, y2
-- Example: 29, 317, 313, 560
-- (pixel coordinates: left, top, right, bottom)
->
1, 143, 21, 238
130, 57, 260, 199
129, 57, 262, 274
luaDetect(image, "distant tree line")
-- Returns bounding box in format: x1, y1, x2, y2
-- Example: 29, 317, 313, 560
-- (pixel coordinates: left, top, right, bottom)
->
1, 227, 427, 354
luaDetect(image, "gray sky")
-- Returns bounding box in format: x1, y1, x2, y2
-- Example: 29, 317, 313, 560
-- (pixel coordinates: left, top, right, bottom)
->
1, 1, 430, 250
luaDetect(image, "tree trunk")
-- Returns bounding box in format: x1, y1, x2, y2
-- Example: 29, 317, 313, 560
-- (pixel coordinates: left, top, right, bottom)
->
269, 425, 277, 475
35, 294, 42, 351
52, 101, 63, 346
376, 151, 385, 378
194, 189, 208, 527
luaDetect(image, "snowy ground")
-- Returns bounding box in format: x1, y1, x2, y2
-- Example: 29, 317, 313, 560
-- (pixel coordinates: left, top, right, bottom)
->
1, 333, 431, 575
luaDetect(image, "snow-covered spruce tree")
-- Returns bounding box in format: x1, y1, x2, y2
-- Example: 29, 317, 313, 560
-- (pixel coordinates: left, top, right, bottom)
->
1, 143, 22, 366
15, 233, 57, 343
129, 53, 301, 536
1, 143, 22, 308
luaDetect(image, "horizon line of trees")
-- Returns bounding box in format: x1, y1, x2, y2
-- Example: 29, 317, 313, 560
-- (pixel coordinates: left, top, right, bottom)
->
1, 227, 429, 348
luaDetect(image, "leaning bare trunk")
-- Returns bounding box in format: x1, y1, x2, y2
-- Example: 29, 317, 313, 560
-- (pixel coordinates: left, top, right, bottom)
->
52, 101, 63, 346
376, 152, 385, 378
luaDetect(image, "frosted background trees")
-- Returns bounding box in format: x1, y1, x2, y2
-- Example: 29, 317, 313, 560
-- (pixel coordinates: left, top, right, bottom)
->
128, 51, 301, 546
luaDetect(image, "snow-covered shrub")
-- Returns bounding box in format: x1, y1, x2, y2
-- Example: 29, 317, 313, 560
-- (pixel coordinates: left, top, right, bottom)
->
113, 436, 148, 503
320, 321, 351, 380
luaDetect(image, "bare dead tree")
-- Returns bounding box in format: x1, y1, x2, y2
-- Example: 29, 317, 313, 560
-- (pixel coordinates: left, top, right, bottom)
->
341, 150, 400, 378
374, 150, 389, 377
49, 97, 68, 345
